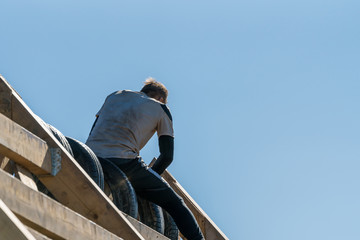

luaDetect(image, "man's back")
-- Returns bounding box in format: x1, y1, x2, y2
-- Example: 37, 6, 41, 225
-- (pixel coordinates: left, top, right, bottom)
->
86, 90, 173, 159
86, 79, 205, 240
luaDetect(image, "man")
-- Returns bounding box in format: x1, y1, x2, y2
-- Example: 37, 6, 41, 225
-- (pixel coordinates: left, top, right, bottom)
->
86, 78, 204, 240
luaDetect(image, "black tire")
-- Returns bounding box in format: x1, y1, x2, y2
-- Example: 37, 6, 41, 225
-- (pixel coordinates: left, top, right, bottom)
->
34, 123, 75, 199
65, 136, 104, 190
99, 158, 138, 218
47, 124, 74, 157
137, 196, 165, 234
34, 177, 57, 200
35, 116, 71, 156
163, 209, 179, 240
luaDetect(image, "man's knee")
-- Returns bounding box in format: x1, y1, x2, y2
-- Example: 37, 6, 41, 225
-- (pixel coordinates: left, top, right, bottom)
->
160, 191, 186, 210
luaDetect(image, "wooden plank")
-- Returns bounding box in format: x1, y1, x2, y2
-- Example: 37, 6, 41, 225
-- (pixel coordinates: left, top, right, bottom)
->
0, 75, 144, 240
0, 113, 52, 175
0, 123, 165, 240
0, 74, 12, 118
14, 164, 38, 191
0, 153, 13, 174
0, 199, 37, 240
124, 214, 170, 240
26, 228, 53, 240
0, 156, 37, 195
0, 168, 124, 240
0, 86, 40, 191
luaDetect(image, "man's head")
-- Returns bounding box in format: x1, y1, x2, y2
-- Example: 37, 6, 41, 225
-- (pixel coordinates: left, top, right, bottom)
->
140, 77, 168, 104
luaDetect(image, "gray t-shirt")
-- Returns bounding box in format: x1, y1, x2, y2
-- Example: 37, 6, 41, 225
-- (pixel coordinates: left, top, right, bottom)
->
86, 90, 174, 159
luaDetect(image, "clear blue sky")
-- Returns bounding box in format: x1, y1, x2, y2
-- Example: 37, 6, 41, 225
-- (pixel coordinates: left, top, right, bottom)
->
1, 1, 360, 239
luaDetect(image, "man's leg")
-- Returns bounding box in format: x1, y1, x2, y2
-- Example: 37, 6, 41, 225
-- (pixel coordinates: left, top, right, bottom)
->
105, 157, 204, 240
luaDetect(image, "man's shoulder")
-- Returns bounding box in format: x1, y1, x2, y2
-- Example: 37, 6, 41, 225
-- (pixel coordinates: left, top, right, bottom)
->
160, 104, 173, 121
111, 90, 172, 120
108, 90, 144, 99
113, 90, 137, 95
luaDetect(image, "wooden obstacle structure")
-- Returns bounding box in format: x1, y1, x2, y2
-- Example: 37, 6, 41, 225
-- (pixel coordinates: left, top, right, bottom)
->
0, 75, 229, 240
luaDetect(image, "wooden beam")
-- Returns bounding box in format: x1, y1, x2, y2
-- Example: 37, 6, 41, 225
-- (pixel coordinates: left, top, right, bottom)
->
0, 121, 166, 239
14, 164, 38, 191
0, 74, 12, 118
0, 75, 144, 239
26, 228, 53, 240
0, 113, 52, 175
0, 153, 13, 174
0, 199, 37, 240
0, 168, 124, 240
0, 78, 40, 190
124, 214, 170, 240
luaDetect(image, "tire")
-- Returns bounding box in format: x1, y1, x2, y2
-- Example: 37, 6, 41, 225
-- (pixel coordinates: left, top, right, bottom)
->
65, 137, 104, 190
47, 124, 74, 157
163, 209, 179, 240
34, 177, 57, 200
137, 196, 165, 234
34, 123, 75, 199
99, 158, 138, 218
34, 119, 73, 157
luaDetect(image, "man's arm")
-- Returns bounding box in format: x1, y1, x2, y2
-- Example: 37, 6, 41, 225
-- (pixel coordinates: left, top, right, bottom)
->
151, 135, 174, 175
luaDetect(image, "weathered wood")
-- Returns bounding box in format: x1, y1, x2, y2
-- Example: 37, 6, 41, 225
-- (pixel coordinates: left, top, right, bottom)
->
0, 75, 144, 239
124, 214, 170, 240
14, 164, 38, 191
16, 216, 63, 240
0, 74, 12, 118
0, 84, 40, 191
0, 75, 228, 240
0, 153, 13, 174
0, 113, 52, 175
0, 168, 124, 240
26, 227, 53, 240
0, 199, 37, 240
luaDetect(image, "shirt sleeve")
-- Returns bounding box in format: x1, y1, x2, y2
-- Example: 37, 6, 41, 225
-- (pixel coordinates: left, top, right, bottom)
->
157, 105, 174, 137
96, 91, 118, 117
152, 135, 174, 175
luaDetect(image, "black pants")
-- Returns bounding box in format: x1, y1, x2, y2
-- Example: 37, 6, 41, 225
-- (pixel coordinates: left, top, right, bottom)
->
101, 157, 204, 240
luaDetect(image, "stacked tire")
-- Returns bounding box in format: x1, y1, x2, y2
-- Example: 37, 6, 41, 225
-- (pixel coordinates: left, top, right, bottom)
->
35, 124, 104, 197
99, 158, 138, 218
37, 122, 179, 239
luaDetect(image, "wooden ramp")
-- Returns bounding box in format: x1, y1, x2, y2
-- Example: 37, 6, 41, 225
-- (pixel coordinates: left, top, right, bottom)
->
0, 75, 229, 240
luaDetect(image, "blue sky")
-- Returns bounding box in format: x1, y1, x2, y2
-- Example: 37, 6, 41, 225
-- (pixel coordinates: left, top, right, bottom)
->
1, 1, 360, 239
